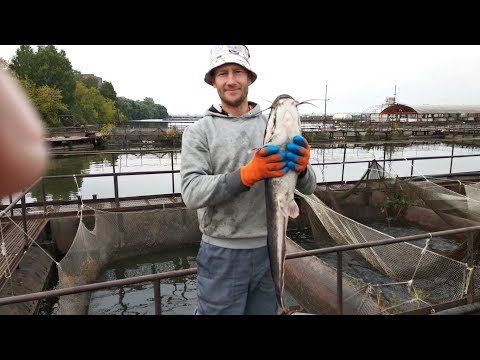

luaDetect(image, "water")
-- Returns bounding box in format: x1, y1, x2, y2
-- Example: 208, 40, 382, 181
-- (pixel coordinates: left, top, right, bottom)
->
39, 243, 300, 315
37, 246, 199, 315
6, 141, 480, 204
88, 246, 198, 315
86, 245, 298, 315
311, 141, 480, 183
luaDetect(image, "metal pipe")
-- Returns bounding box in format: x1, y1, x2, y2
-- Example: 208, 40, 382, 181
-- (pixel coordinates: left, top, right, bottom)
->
170, 151, 175, 198
2, 224, 480, 308
432, 302, 480, 315
154, 280, 162, 315
21, 194, 28, 248
9, 194, 13, 217
450, 142, 455, 174
286, 225, 480, 259
0, 268, 197, 306
42, 179, 47, 214
112, 153, 119, 208
336, 251, 343, 314
0, 177, 43, 215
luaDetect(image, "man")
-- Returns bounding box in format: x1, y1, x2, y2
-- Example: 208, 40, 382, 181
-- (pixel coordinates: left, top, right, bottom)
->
180, 45, 316, 315
0, 70, 48, 198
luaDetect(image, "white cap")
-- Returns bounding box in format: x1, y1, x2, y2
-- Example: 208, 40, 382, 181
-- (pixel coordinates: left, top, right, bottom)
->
204, 45, 257, 86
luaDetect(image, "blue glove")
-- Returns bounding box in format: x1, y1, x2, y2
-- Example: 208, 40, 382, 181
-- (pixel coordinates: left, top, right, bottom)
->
263, 145, 289, 173
285, 136, 311, 174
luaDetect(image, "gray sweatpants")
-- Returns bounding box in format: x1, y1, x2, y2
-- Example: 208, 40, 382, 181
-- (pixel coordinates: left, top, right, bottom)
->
194, 241, 278, 315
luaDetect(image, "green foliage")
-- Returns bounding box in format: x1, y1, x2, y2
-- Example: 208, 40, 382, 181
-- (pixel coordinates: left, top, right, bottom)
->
116, 96, 169, 120
303, 130, 329, 143
380, 194, 413, 220
162, 127, 181, 141
384, 194, 412, 209
409, 287, 429, 303
99, 81, 117, 102
81, 76, 100, 89
99, 123, 115, 137
7, 45, 170, 127
71, 81, 118, 125
10, 45, 76, 107
17, 77, 68, 127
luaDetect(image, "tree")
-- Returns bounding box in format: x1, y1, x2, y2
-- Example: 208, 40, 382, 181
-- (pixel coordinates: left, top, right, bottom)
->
10, 45, 76, 108
116, 97, 134, 119
17, 77, 68, 127
81, 76, 100, 89
71, 81, 118, 125
99, 81, 117, 102
34, 86, 69, 127
115, 96, 169, 120
155, 103, 169, 119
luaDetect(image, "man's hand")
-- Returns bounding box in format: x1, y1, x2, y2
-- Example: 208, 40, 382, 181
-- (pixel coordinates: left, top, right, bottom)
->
286, 135, 310, 176
240, 145, 288, 187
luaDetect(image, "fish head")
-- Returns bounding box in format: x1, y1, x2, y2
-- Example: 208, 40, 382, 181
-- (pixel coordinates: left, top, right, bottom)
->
264, 94, 302, 149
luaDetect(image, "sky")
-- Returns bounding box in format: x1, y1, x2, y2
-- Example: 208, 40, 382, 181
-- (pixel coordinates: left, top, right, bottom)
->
2, 45, 480, 116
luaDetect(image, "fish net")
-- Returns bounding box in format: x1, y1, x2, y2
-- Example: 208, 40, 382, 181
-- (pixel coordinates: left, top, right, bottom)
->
294, 160, 480, 314
57, 207, 201, 314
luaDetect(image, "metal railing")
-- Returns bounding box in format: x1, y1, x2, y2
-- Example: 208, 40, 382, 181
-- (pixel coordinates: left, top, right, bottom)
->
310, 150, 480, 184
0, 225, 479, 315
1, 150, 182, 215
2, 150, 479, 214
2, 149, 480, 314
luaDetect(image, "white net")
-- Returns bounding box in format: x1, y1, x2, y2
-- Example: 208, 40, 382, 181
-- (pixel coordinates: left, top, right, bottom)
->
406, 180, 480, 223
296, 190, 478, 313
294, 159, 480, 314
464, 182, 480, 203
58, 207, 201, 314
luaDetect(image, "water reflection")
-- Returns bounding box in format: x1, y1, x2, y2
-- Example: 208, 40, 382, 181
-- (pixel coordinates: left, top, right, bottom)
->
19, 142, 480, 204
88, 246, 198, 315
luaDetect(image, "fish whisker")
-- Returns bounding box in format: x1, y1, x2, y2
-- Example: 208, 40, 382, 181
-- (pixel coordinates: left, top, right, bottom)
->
296, 98, 324, 111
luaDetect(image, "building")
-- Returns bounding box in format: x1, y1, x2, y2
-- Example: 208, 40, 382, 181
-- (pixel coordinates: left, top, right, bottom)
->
367, 98, 480, 122
81, 73, 103, 88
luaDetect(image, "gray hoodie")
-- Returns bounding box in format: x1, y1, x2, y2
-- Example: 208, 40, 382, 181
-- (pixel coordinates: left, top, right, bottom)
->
180, 102, 316, 249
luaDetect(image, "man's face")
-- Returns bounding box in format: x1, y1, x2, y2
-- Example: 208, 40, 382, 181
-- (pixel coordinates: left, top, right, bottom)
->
212, 63, 252, 108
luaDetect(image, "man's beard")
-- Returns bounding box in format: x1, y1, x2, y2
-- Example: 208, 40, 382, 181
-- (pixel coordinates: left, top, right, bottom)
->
219, 88, 248, 108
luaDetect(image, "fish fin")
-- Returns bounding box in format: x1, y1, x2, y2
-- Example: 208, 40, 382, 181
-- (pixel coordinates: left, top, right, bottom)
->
248, 147, 261, 154
278, 199, 300, 219
288, 199, 300, 219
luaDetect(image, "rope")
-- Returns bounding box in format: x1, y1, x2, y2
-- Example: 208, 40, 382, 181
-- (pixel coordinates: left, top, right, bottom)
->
370, 280, 410, 287
0, 220, 13, 279
404, 157, 430, 182
73, 175, 84, 220
1, 213, 16, 296
464, 266, 474, 295
1, 214, 59, 266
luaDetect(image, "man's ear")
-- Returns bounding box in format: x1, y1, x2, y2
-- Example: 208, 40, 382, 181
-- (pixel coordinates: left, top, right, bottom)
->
248, 73, 254, 85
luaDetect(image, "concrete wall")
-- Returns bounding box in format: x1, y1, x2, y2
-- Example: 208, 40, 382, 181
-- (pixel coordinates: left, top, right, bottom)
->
50, 216, 95, 255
